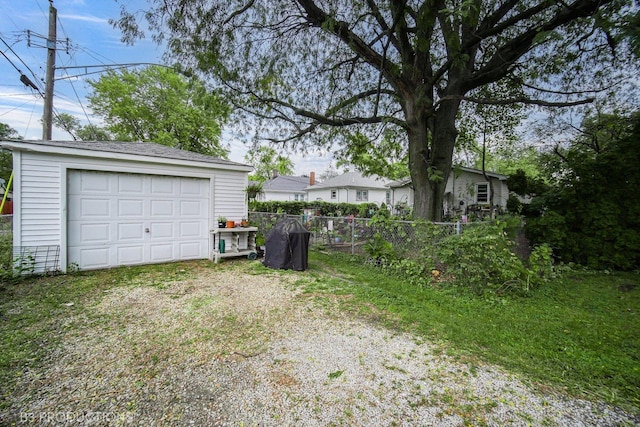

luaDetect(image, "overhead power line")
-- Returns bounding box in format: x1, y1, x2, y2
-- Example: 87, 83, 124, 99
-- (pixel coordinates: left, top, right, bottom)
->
0, 35, 45, 95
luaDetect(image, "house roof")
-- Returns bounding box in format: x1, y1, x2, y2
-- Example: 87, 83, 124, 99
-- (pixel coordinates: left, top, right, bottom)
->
262, 175, 310, 192
0, 139, 252, 171
387, 166, 507, 188
306, 171, 390, 190
456, 166, 508, 180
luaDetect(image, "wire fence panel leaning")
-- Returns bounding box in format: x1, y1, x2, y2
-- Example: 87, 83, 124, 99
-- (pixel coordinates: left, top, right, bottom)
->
248, 212, 475, 259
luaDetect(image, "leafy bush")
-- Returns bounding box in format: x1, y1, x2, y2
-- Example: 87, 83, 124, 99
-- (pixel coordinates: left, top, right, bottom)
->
251, 200, 380, 217
363, 233, 395, 265
436, 221, 553, 295
523, 112, 640, 270
0, 232, 12, 283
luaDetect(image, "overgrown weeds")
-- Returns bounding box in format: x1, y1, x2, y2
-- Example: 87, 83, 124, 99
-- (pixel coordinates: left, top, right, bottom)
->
363, 216, 554, 296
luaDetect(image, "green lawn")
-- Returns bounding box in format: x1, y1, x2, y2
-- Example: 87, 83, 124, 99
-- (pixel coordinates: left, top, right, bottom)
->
301, 251, 640, 412
1, 252, 639, 414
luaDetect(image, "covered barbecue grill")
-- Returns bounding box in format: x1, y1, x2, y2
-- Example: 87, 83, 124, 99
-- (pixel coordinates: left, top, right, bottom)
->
263, 218, 310, 271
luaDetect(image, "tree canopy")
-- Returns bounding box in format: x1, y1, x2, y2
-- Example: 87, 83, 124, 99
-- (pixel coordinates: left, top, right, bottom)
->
524, 111, 640, 270
88, 65, 230, 157
52, 113, 113, 141
0, 123, 20, 189
244, 146, 295, 182
115, 0, 634, 219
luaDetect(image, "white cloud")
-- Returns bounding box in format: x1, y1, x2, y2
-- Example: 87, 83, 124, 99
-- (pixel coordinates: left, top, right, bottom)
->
58, 13, 108, 25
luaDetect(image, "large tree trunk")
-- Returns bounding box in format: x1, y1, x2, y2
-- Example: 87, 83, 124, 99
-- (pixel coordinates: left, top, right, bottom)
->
408, 98, 460, 221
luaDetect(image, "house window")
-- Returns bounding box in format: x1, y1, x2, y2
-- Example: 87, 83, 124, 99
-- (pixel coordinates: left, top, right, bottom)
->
476, 183, 489, 204
385, 190, 391, 205
356, 190, 368, 201
331, 190, 337, 199
294, 193, 305, 201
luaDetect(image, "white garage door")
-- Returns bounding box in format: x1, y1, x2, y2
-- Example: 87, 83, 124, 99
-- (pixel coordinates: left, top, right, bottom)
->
68, 170, 210, 270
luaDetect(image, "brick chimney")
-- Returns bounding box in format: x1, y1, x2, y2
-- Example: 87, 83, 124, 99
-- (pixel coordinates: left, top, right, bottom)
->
309, 171, 316, 186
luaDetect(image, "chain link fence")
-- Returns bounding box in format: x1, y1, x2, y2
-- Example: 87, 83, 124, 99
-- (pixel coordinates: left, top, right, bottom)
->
249, 212, 481, 259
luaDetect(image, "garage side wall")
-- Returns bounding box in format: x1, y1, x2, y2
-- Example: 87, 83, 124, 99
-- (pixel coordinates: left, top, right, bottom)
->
212, 171, 248, 223
16, 152, 62, 248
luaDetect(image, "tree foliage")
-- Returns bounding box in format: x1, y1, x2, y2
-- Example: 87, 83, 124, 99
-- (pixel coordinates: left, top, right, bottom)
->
114, 0, 634, 219
525, 111, 640, 270
88, 66, 230, 157
0, 123, 20, 189
52, 113, 113, 141
244, 146, 295, 182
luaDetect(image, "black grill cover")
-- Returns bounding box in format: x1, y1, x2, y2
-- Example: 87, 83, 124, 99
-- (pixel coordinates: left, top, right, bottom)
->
263, 218, 311, 271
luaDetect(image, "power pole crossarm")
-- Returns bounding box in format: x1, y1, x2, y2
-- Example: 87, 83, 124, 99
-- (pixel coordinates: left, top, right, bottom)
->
42, 2, 57, 141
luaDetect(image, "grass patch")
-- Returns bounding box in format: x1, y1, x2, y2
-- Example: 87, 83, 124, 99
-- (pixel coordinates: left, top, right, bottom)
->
304, 251, 640, 412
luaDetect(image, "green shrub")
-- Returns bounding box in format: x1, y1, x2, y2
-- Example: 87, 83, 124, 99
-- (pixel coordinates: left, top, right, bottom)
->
363, 233, 395, 264
436, 221, 554, 295
251, 201, 380, 217
0, 232, 12, 282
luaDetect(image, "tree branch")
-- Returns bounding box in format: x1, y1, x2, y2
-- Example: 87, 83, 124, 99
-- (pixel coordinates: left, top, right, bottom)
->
223, 0, 256, 25
295, 0, 407, 93
466, 0, 614, 91
365, 0, 402, 52
450, 95, 595, 107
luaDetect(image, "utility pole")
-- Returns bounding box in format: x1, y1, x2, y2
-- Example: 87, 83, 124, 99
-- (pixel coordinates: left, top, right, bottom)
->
42, 1, 57, 141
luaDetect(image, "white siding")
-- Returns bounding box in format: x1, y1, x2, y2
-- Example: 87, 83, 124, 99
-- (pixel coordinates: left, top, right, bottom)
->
212, 170, 248, 225
307, 187, 388, 204
307, 188, 335, 202
18, 154, 61, 247
391, 187, 413, 208
261, 190, 306, 202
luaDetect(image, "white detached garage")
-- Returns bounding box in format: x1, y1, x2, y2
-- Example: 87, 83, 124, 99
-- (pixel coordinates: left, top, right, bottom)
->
1, 140, 252, 273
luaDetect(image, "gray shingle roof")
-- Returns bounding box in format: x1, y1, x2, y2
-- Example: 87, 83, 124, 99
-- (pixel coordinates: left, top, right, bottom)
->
0, 140, 249, 168
262, 175, 310, 192
388, 166, 507, 188
306, 171, 390, 189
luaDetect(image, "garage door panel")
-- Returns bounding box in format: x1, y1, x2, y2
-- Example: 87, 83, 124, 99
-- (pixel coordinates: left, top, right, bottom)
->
68, 170, 210, 270
73, 247, 111, 269
180, 200, 205, 216
179, 242, 203, 258
117, 245, 145, 264
76, 198, 111, 217
118, 199, 145, 217
150, 222, 174, 239
72, 223, 110, 244
150, 244, 173, 261
151, 176, 175, 195
179, 221, 202, 237
117, 223, 144, 241
150, 200, 174, 216
180, 178, 207, 196
73, 171, 112, 194
118, 174, 144, 193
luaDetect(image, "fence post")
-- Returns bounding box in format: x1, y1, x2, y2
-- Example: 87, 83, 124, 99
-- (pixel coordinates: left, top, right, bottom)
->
351, 220, 355, 255
456, 221, 462, 235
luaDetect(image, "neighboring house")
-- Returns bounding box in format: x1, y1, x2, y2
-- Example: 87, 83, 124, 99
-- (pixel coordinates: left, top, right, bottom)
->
306, 171, 392, 206
388, 166, 509, 217
0, 140, 251, 273
259, 174, 314, 202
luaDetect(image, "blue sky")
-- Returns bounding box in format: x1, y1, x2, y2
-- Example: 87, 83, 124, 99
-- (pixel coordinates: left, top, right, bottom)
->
0, 0, 333, 175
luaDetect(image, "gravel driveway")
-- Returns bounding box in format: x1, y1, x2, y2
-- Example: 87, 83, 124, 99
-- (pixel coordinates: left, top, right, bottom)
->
3, 261, 638, 426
